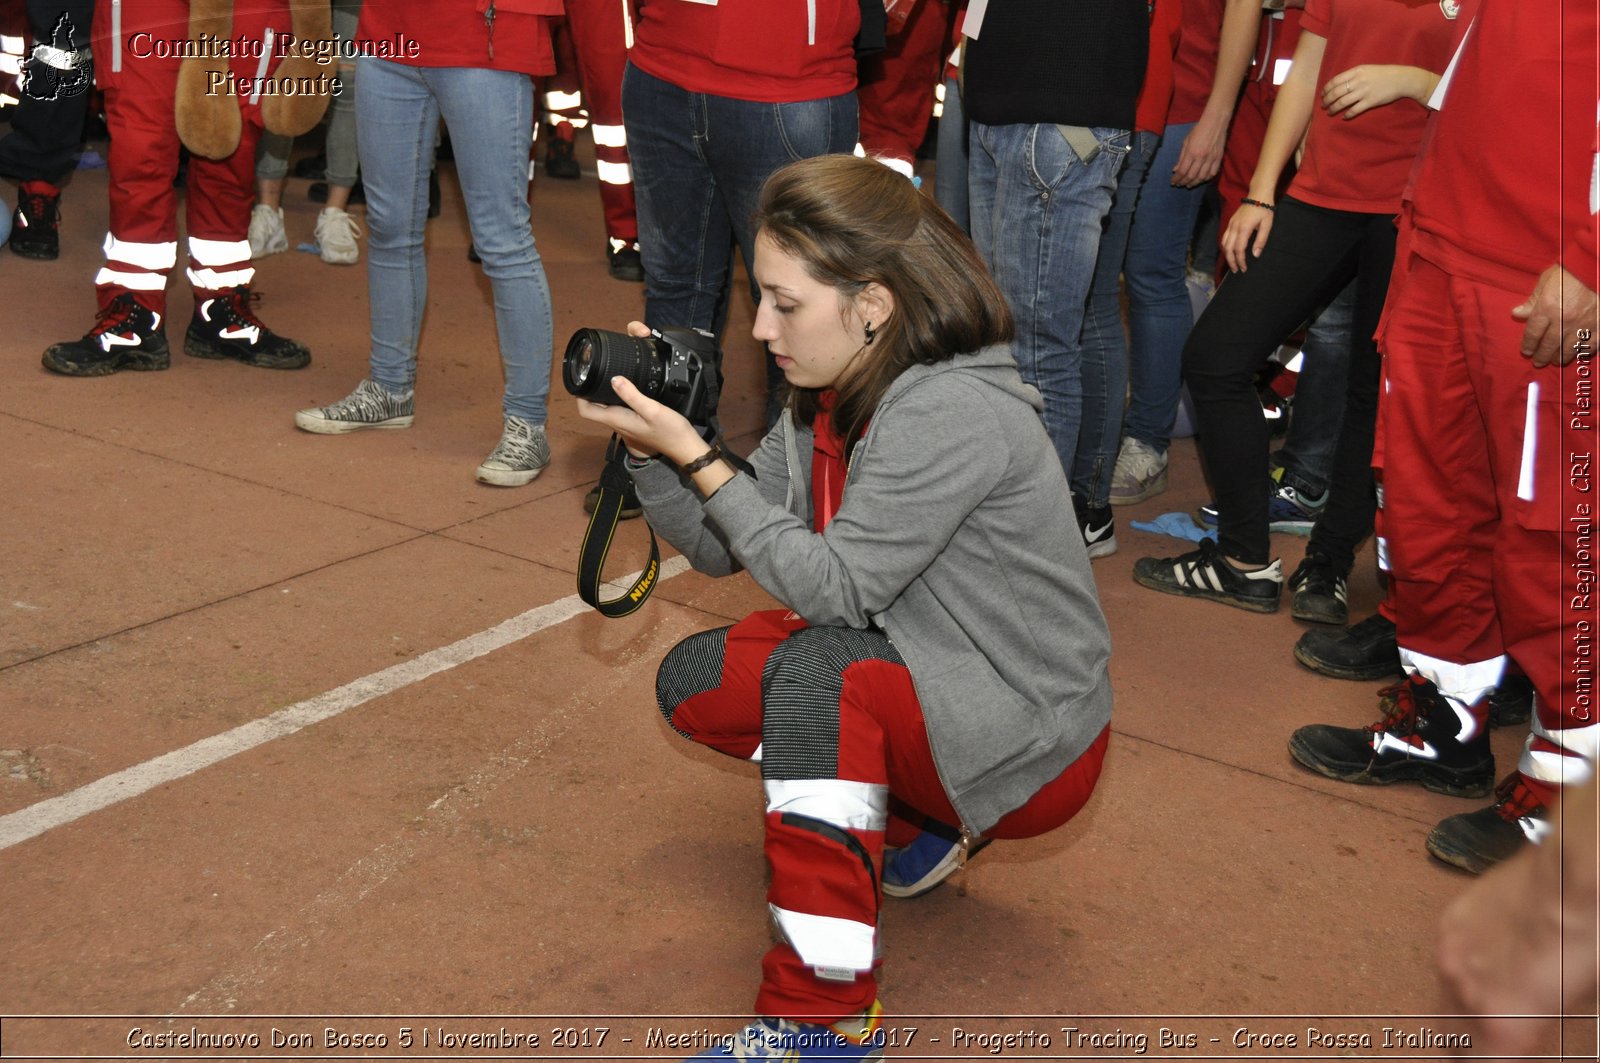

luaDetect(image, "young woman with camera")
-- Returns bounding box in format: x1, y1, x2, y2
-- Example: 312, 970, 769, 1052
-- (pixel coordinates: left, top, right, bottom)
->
575, 154, 1112, 1060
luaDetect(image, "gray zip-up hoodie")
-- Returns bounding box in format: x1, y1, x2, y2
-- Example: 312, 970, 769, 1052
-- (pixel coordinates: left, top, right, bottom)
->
630, 345, 1113, 834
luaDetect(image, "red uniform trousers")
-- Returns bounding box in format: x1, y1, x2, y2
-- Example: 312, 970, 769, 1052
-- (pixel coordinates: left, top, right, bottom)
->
1377, 251, 1598, 804
542, 0, 636, 244
855, 0, 952, 172
661, 609, 1108, 1022
91, 0, 289, 315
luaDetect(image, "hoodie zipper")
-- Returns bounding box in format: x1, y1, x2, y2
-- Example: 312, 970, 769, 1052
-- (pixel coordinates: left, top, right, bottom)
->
485, 0, 496, 59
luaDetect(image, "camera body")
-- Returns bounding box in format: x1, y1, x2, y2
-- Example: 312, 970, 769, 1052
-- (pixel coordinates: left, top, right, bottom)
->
562, 326, 722, 428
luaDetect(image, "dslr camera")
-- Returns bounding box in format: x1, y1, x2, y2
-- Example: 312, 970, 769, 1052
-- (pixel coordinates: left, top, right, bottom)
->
562, 326, 722, 428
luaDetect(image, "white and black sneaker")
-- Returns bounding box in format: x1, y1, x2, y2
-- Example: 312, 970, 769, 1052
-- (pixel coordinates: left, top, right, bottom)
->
1072, 494, 1117, 559
476, 415, 550, 486
295, 378, 414, 434
1132, 539, 1282, 613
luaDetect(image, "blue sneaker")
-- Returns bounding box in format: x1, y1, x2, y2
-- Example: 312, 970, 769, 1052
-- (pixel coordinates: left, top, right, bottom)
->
1198, 477, 1327, 536
881, 828, 991, 899
694, 1004, 885, 1061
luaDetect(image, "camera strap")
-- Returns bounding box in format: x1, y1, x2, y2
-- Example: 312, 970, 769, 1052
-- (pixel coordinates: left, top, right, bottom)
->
577, 434, 662, 618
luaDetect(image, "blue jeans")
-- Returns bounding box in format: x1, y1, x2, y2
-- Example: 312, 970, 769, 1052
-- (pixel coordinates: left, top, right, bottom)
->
622, 63, 858, 420
1073, 128, 1160, 507
969, 121, 1129, 480
933, 75, 969, 232
1122, 120, 1210, 452
1275, 279, 1357, 496
357, 58, 553, 423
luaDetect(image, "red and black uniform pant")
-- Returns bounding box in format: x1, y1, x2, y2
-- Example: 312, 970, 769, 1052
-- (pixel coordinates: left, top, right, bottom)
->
655, 609, 1109, 1022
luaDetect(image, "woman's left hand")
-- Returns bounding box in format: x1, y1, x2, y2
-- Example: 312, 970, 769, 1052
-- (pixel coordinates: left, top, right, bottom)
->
1321, 65, 1427, 119
575, 375, 706, 466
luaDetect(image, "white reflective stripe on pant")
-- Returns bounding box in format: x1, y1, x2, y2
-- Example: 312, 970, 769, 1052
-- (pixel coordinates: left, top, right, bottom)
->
1400, 649, 1506, 713
189, 237, 252, 266
592, 123, 627, 148
104, 234, 178, 270
1518, 717, 1598, 788
187, 266, 255, 290
764, 778, 888, 833
768, 904, 876, 972
596, 159, 632, 185
93, 268, 166, 291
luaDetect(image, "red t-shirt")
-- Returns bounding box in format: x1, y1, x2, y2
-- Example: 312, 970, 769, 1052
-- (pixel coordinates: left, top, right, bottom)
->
1135, 0, 1185, 135
1289, 0, 1461, 214
1167, 0, 1221, 126
631, 0, 860, 104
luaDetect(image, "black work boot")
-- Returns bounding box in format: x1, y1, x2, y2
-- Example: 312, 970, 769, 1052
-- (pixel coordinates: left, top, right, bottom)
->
42, 294, 171, 376
185, 287, 310, 369
1428, 772, 1549, 874
11, 179, 61, 259
1293, 611, 1400, 681
1288, 674, 1495, 797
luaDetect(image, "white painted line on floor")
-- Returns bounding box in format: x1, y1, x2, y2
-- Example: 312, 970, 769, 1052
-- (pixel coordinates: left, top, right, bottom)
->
0, 556, 692, 852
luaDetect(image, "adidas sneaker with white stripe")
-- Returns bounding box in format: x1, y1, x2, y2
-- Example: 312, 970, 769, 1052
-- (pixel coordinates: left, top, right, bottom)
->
1131, 539, 1282, 613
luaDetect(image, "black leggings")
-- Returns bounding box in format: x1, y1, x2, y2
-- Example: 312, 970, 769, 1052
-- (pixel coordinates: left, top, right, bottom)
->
1182, 196, 1395, 565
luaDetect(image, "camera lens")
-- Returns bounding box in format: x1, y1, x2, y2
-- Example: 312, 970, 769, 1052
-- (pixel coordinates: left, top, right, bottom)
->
562, 329, 662, 406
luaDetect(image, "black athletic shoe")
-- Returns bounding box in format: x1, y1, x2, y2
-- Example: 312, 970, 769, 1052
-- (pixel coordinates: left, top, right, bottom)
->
11, 179, 61, 259
607, 241, 644, 282
42, 294, 171, 376
1072, 493, 1117, 559
1427, 773, 1548, 874
1132, 539, 1282, 612
185, 288, 310, 369
1288, 548, 1349, 625
1288, 675, 1495, 797
1293, 611, 1401, 681
544, 124, 581, 180
1488, 670, 1534, 728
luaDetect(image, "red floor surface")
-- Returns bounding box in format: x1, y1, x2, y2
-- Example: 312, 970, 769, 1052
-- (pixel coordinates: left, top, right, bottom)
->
1, 145, 1595, 1062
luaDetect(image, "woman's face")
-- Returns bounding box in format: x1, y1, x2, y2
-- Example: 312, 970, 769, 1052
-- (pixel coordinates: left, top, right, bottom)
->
751, 232, 872, 391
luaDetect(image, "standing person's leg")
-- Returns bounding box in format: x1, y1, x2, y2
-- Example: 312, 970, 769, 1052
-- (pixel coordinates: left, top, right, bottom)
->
623, 63, 734, 333
1113, 120, 1208, 504
703, 88, 859, 426
1275, 281, 1356, 499
2, 0, 94, 259
294, 55, 433, 433
250, 130, 293, 257
432, 64, 555, 486
1427, 268, 1597, 872
312, 0, 365, 265
967, 121, 1127, 482
1073, 128, 1160, 556
1287, 218, 1395, 622
564, 0, 641, 278
932, 72, 968, 231
1289, 255, 1500, 802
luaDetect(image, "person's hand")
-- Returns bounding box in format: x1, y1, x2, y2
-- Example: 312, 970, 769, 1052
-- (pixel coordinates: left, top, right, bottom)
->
1513, 265, 1599, 368
1171, 109, 1229, 187
1321, 65, 1429, 119
1222, 202, 1274, 274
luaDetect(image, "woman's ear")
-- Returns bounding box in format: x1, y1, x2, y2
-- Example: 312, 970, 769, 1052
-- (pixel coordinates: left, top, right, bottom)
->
854, 281, 896, 332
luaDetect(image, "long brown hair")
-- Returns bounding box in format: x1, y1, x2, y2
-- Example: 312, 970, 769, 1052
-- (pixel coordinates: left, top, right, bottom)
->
753, 154, 1013, 454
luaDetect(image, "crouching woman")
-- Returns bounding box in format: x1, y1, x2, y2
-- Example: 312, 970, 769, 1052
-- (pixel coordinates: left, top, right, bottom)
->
576, 154, 1112, 1059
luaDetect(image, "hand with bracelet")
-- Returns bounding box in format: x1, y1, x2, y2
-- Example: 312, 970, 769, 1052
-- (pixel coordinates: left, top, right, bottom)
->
575, 320, 734, 495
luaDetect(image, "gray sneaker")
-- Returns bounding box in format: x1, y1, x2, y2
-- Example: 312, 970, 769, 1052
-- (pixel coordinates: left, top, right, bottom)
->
476, 415, 550, 486
294, 378, 414, 434
1109, 436, 1169, 505
248, 203, 288, 258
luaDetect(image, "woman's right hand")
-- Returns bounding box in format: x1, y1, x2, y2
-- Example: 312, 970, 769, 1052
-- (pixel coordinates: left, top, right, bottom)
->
1222, 202, 1274, 274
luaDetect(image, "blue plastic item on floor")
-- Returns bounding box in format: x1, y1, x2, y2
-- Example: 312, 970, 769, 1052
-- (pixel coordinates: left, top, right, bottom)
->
1130, 511, 1218, 543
